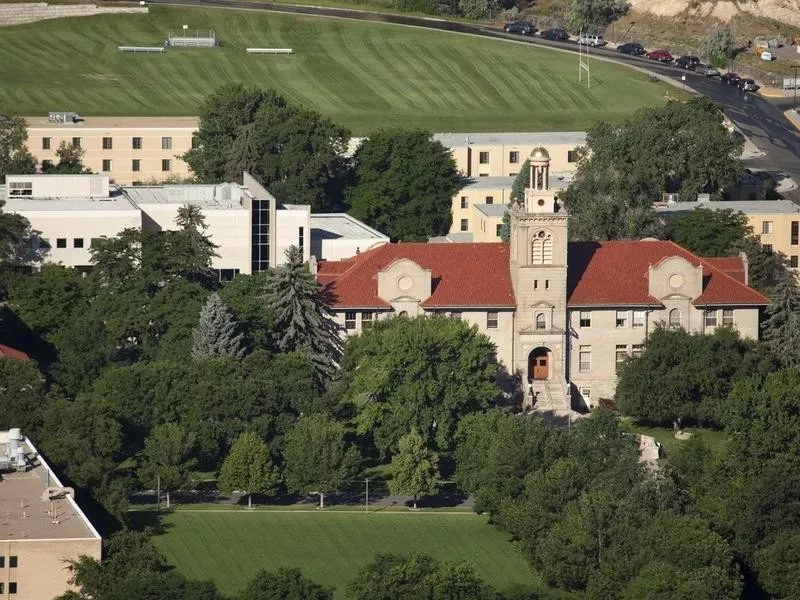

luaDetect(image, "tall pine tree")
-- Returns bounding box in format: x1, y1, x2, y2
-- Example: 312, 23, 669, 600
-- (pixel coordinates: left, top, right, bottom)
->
173, 204, 219, 286
762, 268, 800, 367
192, 292, 247, 358
266, 246, 341, 385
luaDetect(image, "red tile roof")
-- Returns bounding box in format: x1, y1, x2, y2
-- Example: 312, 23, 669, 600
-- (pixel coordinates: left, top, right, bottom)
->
567, 240, 768, 307
705, 256, 747, 283
0, 344, 30, 360
317, 243, 516, 309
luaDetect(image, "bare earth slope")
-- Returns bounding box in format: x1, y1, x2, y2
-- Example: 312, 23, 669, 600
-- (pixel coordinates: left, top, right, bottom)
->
627, 0, 800, 29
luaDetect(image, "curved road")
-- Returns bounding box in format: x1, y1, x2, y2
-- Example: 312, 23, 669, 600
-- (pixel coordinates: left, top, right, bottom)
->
151, 0, 800, 191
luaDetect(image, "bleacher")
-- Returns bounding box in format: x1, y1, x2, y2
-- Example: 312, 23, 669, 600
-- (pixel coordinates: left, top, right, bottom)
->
167, 30, 217, 48
246, 48, 293, 55
119, 46, 165, 53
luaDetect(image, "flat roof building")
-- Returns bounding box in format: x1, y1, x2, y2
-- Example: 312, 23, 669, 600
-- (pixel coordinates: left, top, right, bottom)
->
0, 428, 101, 600
310, 214, 389, 261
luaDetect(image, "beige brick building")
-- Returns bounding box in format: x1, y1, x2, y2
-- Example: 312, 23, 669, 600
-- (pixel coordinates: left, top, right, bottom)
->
25, 115, 198, 185
0, 428, 102, 600
319, 149, 769, 415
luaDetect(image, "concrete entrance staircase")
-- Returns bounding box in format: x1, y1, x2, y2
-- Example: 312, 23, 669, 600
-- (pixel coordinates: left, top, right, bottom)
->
527, 379, 581, 424
0, 3, 148, 27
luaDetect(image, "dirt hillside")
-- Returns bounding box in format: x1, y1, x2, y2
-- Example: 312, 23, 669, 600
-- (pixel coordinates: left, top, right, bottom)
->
627, 0, 800, 29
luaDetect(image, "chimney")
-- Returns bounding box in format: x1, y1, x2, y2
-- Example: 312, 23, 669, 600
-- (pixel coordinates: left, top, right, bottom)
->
739, 251, 749, 286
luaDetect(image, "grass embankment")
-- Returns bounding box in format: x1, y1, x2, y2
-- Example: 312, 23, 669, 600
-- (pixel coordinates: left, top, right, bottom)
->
134, 510, 537, 598
0, 5, 677, 133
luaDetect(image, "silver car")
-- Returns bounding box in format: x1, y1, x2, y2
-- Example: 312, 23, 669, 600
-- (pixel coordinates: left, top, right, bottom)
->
695, 64, 720, 77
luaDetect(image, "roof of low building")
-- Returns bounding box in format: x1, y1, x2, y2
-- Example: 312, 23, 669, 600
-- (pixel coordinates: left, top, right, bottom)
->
2, 195, 139, 212
474, 204, 508, 217
310, 213, 389, 241
435, 131, 587, 148
0, 344, 29, 360
655, 199, 800, 215
25, 116, 199, 129
122, 184, 245, 209
317, 243, 516, 309
567, 240, 769, 307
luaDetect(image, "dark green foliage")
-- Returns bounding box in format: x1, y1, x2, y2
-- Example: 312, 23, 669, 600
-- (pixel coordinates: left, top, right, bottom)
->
41, 140, 91, 174
137, 423, 198, 507
0, 114, 36, 180
346, 129, 460, 241
338, 316, 500, 455
388, 430, 440, 509
0, 198, 43, 267
565, 0, 627, 33
754, 530, 800, 598
238, 568, 333, 600
0, 356, 49, 434
667, 207, 751, 257
615, 326, 776, 424
761, 268, 800, 367
219, 431, 279, 508
184, 84, 350, 211
219, 270, 274, 350
348, 553, 494, 600
561, 97, 742, 240
172, 204, 220, 286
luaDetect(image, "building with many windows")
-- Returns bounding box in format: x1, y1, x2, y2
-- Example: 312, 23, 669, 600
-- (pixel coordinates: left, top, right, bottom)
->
319, 149, 769, 414
0, 427, 102, 600
25, 115, 198, 185
655, 199, 800, 270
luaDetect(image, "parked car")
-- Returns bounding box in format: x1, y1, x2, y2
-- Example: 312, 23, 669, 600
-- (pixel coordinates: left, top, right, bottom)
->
503, 20, 534, 36
616, 42, 645, 55
720, 72, 741, 86
647, 50, 674, 62
577, 34, 606, 47
674, 55, 700, 69
539, 28, 569, 41
695, 64, 720, 76
739, 78, 759, 92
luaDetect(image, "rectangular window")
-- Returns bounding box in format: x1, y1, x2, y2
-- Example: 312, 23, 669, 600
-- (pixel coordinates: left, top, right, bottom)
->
0, 556, 5, 567
792, 255, 799, 268
362, 312, 374, 331
9, 582, 16, 594
509, 150, 519, 164
460, 219, 469, 232
41, 159, 52, 170
460, 196, 468, 209
579, 311, 591, 327
9, 556, 17, 568
616, 310, 628, 328
102, 159, 112, 172
705, 309, 717, 327
580, 387, 591, 403
567, 149, 579, 163
56, 238, 67, 248
132, 136, 142, 149
545, 280, 550, 290
162, 159, 171, 172
478, 173, 488, 177
42, 137, 51, 150
71, 137, 81, 148
487, 311, 499, 329
161, 136, 172, 150
615, 344, 628, 370
298, 226, 304, 252
102, 136, 113, 150
632, 344, 645, 358
8, 181, 32, 196
478, 151, 489, 164
450, 311, 462, 319
792, 221, 799, 245
251, 198, 270, 272
191, 135, 200, 149
496, 224, 503, 237
485, 196, 494, 204
763, 244, 773, 253
345, 311, 357, 330
73, 238, 84, 248
722, 308, 734, 326
132, 159, 141, 172
218, 268, 240, 282
0, 583, 3, 593
762, 221, 774, 234
632, 310, 646, 329
579, 345, 591, 372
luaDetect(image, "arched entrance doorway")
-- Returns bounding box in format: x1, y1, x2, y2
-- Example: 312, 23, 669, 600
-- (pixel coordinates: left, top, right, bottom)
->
528, 347, 550, 382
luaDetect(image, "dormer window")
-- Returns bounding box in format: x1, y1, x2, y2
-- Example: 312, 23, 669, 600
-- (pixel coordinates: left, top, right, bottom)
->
531, 231, 553, 265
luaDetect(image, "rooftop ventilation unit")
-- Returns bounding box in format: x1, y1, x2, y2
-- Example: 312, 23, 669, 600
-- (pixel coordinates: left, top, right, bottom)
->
48, 112, 80, 124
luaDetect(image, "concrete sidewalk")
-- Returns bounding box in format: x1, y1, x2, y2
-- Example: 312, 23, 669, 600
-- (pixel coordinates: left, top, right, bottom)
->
786, 108, 800, 132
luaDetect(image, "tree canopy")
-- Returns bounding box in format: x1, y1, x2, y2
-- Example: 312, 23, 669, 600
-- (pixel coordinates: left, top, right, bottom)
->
388, 430, 440, 509
218, 431, 279, 509
0, 114, 36, 180
346, 129, 460, 241
191, 292, 247, 359
41, 141, 91, 174
666, 207, 751, 257
184, 85, 349, 211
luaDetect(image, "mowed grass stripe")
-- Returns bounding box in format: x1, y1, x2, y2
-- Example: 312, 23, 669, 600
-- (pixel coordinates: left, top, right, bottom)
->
146, 511, 538, 598
0, 5, 678, 132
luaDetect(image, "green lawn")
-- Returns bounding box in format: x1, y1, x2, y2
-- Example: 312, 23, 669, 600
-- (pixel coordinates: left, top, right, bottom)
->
140, 510, 537, 597
626, 422, 727, 458
0, 5, 679, 133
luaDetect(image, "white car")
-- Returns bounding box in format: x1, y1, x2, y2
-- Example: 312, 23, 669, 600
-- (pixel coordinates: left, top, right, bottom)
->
695, 64, 720, 76
578, 34, 606, 47
761, 51, 774, 61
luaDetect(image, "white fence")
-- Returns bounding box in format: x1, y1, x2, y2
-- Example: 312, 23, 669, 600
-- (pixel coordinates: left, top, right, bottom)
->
119, 46, 165, 53
246, 48, 293, 54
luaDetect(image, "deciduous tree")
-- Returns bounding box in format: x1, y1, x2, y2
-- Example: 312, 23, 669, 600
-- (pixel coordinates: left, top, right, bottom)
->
0, 114, 36, 180
192, 292, 247, 359
346, 129, 460, 241
218, 431, 279, 509
388, 430, 440, 509
565, 0, 626, 33
138, 422, 197, 508
666, 207, 751, 257
237, 568, 333, 600
700, 29, 735, 68
282, 413, 360, 509
42, 141, 90, 174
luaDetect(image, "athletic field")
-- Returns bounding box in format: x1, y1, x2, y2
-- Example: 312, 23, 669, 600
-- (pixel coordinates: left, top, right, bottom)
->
144, 510, 537, 597
0, 6, 678, 133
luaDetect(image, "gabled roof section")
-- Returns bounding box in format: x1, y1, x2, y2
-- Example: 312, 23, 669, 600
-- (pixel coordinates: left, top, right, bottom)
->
567, 240, 768, 307
317, 243, 516, 309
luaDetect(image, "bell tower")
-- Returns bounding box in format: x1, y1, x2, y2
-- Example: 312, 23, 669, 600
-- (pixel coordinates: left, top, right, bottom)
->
509, 147, 570, 413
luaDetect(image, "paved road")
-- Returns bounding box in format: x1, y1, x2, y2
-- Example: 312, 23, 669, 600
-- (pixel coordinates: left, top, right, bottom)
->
151, 0, 800, 190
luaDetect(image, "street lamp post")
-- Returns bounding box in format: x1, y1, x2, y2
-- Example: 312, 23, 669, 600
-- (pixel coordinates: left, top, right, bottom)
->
794, 65, 799, 112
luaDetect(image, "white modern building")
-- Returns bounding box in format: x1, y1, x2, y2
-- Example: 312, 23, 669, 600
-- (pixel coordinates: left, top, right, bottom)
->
2, 174, 381, 277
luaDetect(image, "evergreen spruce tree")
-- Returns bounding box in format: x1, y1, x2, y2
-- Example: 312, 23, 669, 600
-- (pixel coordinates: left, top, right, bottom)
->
266, 246, 341, 385
192, 292, 247, 358
388, 430, 440, 510
173, 204, 219, 285
762, 268, 800, 367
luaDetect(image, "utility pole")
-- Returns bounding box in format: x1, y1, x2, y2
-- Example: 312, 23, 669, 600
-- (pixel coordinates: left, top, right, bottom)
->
794, 64, 799, 112
156, 474, 161, 511
364, 478, 369, 513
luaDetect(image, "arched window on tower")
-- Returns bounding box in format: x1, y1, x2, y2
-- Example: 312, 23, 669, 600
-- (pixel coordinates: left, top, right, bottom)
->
535, 313, 546, 329
668, 308, 681, 329
531, 231, 553, 265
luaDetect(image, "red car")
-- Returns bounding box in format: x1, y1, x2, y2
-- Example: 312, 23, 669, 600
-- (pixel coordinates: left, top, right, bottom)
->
646, 50, 674, 63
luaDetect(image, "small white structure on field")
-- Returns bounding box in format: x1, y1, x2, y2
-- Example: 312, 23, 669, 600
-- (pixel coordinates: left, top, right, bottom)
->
166, 29, 217, 47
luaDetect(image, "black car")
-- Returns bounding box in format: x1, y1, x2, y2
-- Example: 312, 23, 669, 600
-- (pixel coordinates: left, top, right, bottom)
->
675, 55, 700, 69
540, 28, 569, 41
720, 72, 741, 86
504, 20, 534, 36
616, 42, 645, 55
738, 78, 758, 92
